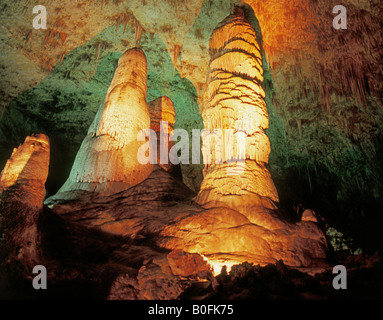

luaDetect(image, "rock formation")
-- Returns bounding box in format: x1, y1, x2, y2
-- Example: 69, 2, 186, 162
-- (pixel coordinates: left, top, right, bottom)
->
48, 164, 196, 238
0, 134, 50, 210
47, 48, 153, 202
0, 134, 212, 300
108, 249, 210, 300
0, 134, 50, 269
160, 7, 329, 270
0, 0, 382, 301
195, 6, 278, 209
148, 96, 176, 172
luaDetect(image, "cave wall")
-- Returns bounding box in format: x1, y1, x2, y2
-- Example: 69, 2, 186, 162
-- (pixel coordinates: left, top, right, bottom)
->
245, 0, 383, 250
0, 0, 382, 252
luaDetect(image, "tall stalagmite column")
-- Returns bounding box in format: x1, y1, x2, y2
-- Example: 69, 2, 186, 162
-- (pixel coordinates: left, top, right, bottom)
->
161, 9, 328, 268
148, 96, 176, 172
195, 7, 279, 210
52, 48, 152, 198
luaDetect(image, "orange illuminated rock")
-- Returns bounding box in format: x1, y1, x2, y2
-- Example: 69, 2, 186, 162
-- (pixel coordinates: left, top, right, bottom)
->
0, 133, 50, 208
47, 48, 153, 201
160, 200, 329, 270
148, 96, 176, 172
108, 249, 210, 300
160, 7, 329, 270
196, 6, 278, 208
36, 8, 328, 279
0, 133, 50, 268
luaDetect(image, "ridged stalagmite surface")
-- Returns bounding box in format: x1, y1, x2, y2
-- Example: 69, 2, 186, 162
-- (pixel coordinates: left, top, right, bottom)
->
48, 48, 153, 200
160, 8, 329, 269
195, 7, 278, 208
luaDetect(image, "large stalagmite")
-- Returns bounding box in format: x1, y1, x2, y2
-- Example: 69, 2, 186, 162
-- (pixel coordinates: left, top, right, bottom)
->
195, 6, 278, 209
160, 7, 329, 270
0, 134, 50, 268
47, 48, 153, 201
148, 96, 176, 172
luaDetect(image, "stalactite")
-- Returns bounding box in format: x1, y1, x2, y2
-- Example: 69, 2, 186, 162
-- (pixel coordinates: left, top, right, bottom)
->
41, 57, 55, 72
297, 119, 302, 140
59, 51, 67, 64
135, 19, 143, 47
115, 13, 130, 33
173, 44, 181, 75
96, 42, 101, 62
324, 85, 330, 114
319, 57, 369, 111
59, 32, 68, 46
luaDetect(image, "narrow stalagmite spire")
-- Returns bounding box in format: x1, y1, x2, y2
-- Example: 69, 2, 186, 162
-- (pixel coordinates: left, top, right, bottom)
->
196, 7, 279, 209
47, 48, 152, 201
148, 96, 176, 172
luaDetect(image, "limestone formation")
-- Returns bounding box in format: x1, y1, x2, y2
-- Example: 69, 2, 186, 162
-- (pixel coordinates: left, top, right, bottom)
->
160, 202, 329, 270
0, 134, 50, 207
108, 250, 210, 300
0, 134, 50, 268
47, 165, 196, 238
160, 7, 329, 270
195, 7, 278, 209
148, 96, 176, 172
47, 48, 153, 201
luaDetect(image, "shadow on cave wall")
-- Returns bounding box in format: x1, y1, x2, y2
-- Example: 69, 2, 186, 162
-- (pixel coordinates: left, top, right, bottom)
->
0, 207, 142, 299
263, 64, 383, 253
254, 18, 383, 254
